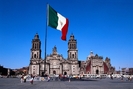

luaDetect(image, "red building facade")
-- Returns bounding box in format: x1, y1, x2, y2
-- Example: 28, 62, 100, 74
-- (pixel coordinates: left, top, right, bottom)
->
80, 51, 115, 74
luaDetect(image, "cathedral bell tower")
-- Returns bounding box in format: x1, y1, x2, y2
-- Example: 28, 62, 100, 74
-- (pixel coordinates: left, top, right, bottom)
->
68, 34, 79, 75
31, 33, 41, 59
29, 33, 41, 75
68, 34, 78, 60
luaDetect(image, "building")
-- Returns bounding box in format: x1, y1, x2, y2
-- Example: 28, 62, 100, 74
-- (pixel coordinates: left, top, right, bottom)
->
80, 52, 115, 75
13, 67, 29, 75
29, 33, 79, 76
129, 68, 133, 75
0, 65, 15, 76
121, 68, 133, 75
29, 33, 114, 76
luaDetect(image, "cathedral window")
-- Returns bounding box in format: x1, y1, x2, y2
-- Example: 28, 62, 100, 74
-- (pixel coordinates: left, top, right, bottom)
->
36, 44, 38, 49
75, 52, 76, 58
35, 44, 36, 49
33, 44, 34, 49
70, 52, 71, 58
72, 54, 74, 58
34, 54, 36, 58
72, 44, 73, 49
37, 43, 39, 49
37, 52, 38, 58
74, 44, 75, 49
32, 52, 33, 58
70, 44, 71, 49
74, 44, 76, 49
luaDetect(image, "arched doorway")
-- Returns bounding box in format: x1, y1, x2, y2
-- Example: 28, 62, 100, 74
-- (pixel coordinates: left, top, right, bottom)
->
96, 69, 99, 74
41, 72, 44, 77
53, 70, 56, 74
64, 71, 67, 75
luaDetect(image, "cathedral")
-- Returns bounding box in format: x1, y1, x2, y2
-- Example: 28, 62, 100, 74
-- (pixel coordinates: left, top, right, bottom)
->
29, 33, 79, 76
29, 33, 115, 76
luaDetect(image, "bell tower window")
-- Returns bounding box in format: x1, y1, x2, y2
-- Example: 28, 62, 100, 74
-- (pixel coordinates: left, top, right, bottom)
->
70, 52, 71, 58
32, 52, 33, 58
35, 44, 36, 49
75, 52, 76, 58
37, 43, 38, 49
72, 54, 74, 58
74, 44, 76, 49
34, 54, 36, 58
72, 44, 73, 49
33, 44, 34, 49
37, 52, 38, 58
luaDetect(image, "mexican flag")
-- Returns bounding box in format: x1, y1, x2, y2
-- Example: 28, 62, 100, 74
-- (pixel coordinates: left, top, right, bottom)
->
48, 4, 69, 41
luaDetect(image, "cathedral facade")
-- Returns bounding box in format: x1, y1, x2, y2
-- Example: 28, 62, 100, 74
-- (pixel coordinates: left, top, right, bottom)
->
80, 52, 115, 75
29, 33, 79, 76
29, 33, 115, 76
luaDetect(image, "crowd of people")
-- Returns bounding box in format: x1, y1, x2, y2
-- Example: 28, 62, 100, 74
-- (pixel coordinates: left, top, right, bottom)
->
110, 74, 132, 81
19, 73, 132, 85
20, 74, 34, 84
20, 74, 74, 84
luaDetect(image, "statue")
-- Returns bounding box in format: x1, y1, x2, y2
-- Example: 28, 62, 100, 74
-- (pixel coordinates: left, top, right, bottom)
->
53, 46, 57, 55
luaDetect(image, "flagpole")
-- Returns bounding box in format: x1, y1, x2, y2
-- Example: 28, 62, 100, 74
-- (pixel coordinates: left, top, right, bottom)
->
44, 3, 48, 75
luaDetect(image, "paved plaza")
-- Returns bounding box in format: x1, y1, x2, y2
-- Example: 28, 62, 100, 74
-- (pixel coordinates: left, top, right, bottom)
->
0, 78, 133, 89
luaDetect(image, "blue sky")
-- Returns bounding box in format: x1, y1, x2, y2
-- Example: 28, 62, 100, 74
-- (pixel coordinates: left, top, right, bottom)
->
0, 0, 133, 70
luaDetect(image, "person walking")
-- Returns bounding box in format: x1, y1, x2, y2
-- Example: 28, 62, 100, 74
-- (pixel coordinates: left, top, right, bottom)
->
24, 75, 27, 83
20, 76, 23, 83
68, 75, 71, 82
110, 73, 113, 80
30, 76, 34, 84
121, 74, 124, 81
47, 75, 50, 82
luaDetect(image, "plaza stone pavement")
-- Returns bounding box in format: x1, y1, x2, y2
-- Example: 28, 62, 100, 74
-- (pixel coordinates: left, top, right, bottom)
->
0, 78, 133, 89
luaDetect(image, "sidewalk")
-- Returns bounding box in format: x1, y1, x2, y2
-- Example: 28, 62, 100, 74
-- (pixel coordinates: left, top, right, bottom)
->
0, 78, 133, 89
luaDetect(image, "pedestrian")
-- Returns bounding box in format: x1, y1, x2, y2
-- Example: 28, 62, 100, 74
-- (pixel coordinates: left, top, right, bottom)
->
24, 76, 27, 83
47, 75, 50, 82
110, 74, 113, 80
30, 76, 34, 84
69, 75, 71, 82
121, 74, 124, 81
129, 76, 132, 81
58, 74, 60, 81
20, 76, 23, 83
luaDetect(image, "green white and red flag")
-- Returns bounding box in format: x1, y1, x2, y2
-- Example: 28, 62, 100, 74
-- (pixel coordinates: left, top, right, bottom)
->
48, 4, 69, 41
